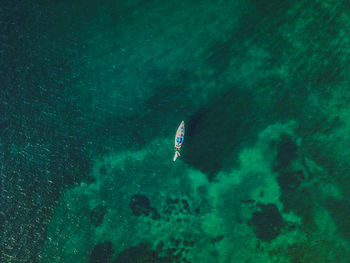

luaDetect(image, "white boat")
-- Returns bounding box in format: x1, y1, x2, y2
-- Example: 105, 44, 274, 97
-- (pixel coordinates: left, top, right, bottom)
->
173, 121, 185, 161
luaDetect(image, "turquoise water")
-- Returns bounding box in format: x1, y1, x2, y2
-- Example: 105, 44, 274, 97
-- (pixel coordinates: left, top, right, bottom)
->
1, 0, 350, 262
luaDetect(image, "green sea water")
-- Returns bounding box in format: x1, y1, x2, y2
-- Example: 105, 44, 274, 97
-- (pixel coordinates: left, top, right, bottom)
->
2, 0, 350, 262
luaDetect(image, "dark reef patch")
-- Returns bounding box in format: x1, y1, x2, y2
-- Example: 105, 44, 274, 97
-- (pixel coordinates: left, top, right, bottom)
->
274, 134, 298, 171
274, 136, 316, 231
90, 205, 107, 227
113, 243, 158, 263
183, 88, 261, 180
285, 240, 349, 263
129, 194, 160, 220
280, 188, 315, 229
277, 170, 304, 192
83, 175, 97, 184
90, 241, 114, 263
324, 198, 350, 241
162, 197, 193, 219
210, 234, 225, 245
250, 203, 284, 242
113, 242, 176, 263
130, 194, 151, 216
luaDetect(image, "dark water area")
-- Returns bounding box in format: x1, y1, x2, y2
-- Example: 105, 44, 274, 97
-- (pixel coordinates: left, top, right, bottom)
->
0, 1, 93, 261
1, 0, 350, 262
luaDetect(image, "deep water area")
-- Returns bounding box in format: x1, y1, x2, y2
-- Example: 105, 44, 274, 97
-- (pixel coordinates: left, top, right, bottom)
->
1, 0, 350, 262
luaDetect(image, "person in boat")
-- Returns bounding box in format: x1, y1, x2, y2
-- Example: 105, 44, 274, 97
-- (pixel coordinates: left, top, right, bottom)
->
175, 131, 184, 148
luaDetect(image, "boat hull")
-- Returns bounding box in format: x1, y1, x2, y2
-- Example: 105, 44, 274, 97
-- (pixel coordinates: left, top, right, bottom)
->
174, 121, 185, 149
